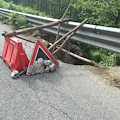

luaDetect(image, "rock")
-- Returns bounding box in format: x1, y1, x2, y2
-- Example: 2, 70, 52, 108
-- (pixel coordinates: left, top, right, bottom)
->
11, 70, 19, 79
49, 63, 56, 72
28, 63, 45, 75
43, 60, 52, 66
44, 66, 50, 73
35, 58, 43, 64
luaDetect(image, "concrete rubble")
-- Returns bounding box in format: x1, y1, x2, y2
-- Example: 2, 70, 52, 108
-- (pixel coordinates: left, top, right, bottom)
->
28, 58, 56, 75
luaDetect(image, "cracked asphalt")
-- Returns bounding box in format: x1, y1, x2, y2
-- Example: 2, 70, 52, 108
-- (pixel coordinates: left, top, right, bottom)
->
1, 22, 120, 120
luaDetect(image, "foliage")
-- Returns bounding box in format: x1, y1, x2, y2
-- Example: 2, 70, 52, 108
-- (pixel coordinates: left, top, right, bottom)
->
71, 40, 120, 66
0, 12, 32, 29
0, 0, 48, 17
0, 15, 8, 24
2, 0, 71, 19
8, 12, 32, 29
72, 0, 120, 28
1, 0, 120, 27
2, 0, 119, 28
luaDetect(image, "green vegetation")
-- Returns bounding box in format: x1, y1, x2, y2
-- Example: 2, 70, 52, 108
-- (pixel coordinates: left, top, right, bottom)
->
0, 0, 120, 66
71, 41, 120, 66
3, 0, 120, 28
0, 12, 32, 29
0, 0, 49, 17
72, 0, 120, 28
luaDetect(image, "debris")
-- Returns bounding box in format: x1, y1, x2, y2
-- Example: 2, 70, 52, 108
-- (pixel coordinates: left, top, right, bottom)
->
35, 58, 44, 63
11, 68, 27, 79
43, 60, 52, 66
28, 59, 56, 75
28, 62, 45, 75
26, 40, 59, 75
44, 66, 50, 73
11, 70, 19, 79
49, 63, 56, 72
44, 62, 56, 73
1, 13, 91, 78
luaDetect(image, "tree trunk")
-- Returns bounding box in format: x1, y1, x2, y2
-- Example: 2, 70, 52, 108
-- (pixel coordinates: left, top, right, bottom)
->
42, 39, 101, 67
2, 18, 72, 37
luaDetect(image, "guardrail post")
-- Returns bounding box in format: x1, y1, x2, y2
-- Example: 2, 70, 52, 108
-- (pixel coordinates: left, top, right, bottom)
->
36, 12, 39, 16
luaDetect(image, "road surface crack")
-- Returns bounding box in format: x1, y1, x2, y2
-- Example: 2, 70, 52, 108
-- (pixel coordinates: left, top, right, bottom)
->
29, 80, 72, 120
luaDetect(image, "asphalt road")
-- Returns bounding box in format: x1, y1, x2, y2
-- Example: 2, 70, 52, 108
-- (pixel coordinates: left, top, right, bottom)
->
0, 22, 120, 120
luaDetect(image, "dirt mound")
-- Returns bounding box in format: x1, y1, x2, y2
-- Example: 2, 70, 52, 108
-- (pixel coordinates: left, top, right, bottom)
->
86, 65, 120, 88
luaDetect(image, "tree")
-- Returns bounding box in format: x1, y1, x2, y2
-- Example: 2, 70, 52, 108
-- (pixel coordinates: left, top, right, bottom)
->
72, 0, 120, 27
4, 0, 120, 27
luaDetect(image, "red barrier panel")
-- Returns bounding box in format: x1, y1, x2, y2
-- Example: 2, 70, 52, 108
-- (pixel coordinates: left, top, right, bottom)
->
2, 36, 29, 72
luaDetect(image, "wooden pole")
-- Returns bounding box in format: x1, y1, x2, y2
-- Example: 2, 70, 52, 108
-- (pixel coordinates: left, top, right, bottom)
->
2, 18, 72, 37
52, 0, 72, 52
55, 0, 72, 41
52, 18, 86, 55
52, 32, 74, 54
48, 18, 88, 51
57, 46, 100, 67
15, 35, 35, 43
42, 39, 101, 67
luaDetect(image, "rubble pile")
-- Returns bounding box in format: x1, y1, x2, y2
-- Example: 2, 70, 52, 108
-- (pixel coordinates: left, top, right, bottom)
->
28, 58, 56, 75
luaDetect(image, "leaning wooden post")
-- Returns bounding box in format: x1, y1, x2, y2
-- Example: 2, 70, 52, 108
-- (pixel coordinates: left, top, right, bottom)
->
52, 32, 74, 54
48, 18, 88, 51
42, 39, 101, 67
53, 0, 72, 52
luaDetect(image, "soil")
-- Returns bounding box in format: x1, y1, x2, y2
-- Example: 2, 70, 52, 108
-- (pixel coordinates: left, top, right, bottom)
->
86, 65, 120, 89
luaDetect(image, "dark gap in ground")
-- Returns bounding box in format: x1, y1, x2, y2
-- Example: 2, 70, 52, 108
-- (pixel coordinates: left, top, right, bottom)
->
30, 29, 92, 65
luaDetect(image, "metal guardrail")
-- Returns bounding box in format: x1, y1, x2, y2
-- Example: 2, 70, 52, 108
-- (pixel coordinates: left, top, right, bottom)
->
0, 8, 120, 53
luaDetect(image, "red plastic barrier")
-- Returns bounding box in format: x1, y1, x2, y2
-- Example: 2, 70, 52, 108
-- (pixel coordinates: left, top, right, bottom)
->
2, 36, 29, 72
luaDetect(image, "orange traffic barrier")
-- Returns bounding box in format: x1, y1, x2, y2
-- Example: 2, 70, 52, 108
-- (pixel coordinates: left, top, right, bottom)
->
2, 36, 29, 72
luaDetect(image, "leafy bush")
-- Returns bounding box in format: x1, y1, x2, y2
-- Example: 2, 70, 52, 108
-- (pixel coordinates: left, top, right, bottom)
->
0, 14, 8, 24
0, 12, 32, 29
8, 12, 32, 29
71, 40, 120, 66
0, 0, 48, 17
72, 0, 120, 28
